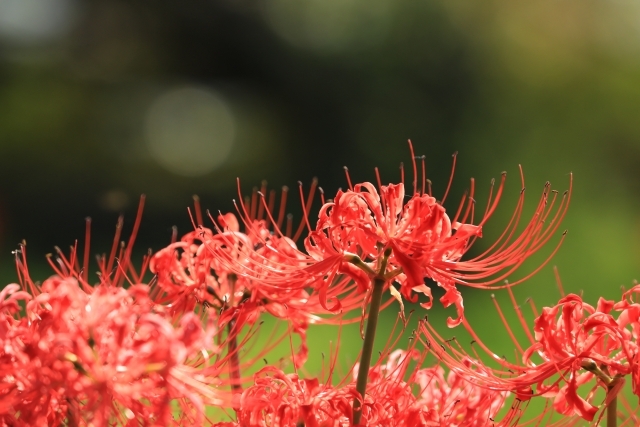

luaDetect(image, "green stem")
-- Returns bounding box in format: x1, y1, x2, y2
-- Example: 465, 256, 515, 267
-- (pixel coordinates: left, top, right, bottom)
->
581, 360, 619, 427
226, 274, 243, 399
228, 319, 242, 394
607, 377, 621, 427
352, 276, 385, 425
607, 391, 617, 427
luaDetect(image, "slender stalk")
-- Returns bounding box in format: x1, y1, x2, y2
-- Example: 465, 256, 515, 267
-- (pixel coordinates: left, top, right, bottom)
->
581, 360, 619, 427
352, 276, 385, 425
228, 319, 242, 394
226, 274, 243, 397
606, 376, 622, 427
607, 391, 617, 427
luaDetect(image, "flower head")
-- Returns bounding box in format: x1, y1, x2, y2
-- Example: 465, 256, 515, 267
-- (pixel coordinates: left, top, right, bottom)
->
3, 198, 237, 425
221, 346, 517, 427
421, 281, 640, 424
203, 143, 571, 327
150, 194, 323, 368
0, 276, 226, 426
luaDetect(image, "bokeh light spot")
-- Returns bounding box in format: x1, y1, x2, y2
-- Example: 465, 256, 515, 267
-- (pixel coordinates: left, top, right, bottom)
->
144, 86, 236, 177
0, 0, 76, 44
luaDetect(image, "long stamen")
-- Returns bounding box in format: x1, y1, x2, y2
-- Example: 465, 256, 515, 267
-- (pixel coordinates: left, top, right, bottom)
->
170, 225, 178, 244
257, 192, 287, 239
451, 191, 469, 226
193, 195, 204, 227
82, 217, 91, 284
420, 155, 426, 196
553, 266, 566, 298
441, 151, 458, 204
286, 213, 293, 238
293, 178, 318, 242
344, 166, 354, 190
374, 167, 386, 214
114, 195, 145, 287
374, 167, 383, 193
407, 139, 418, 196
107, 216, 124, 274
506, 286, 535, 345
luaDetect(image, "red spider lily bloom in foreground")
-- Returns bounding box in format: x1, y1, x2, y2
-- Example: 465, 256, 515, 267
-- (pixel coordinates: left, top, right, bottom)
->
207, 144, 572, 327
3, 199, 240, 426
420, 283, 640, 424
0, 277, 226, 427
213, 349, 516, 427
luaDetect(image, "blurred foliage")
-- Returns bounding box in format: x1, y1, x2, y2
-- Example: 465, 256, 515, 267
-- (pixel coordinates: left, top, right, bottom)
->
1, 0, 640, 384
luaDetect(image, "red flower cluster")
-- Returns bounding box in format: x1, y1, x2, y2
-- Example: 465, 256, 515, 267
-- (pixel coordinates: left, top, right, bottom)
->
0, 276, 225, 426
422, 284, 640, 424
1, 200, 234, 426
1, 145, 581, 426
150, 208, 318, 369
215, 349, 513, 427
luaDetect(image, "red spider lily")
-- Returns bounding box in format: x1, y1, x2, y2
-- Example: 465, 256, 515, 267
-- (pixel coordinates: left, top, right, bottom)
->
204, 142, 571, 327
522, 294, 632, 420
3, 198, 252, 425
150, 206, 313, 369
412, 357, 512, 427
206, 181, 383, 320
213, 311, 519, 427
355, 348, 516, 427
213, 346, 522, 427
419, 283, 640, 424
308, 146, 571, 327
232, 366, 358, 427
0, 276, 228, 426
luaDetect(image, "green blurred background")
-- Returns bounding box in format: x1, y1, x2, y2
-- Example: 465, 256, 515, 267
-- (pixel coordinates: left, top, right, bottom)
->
1, 0, 640, 402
